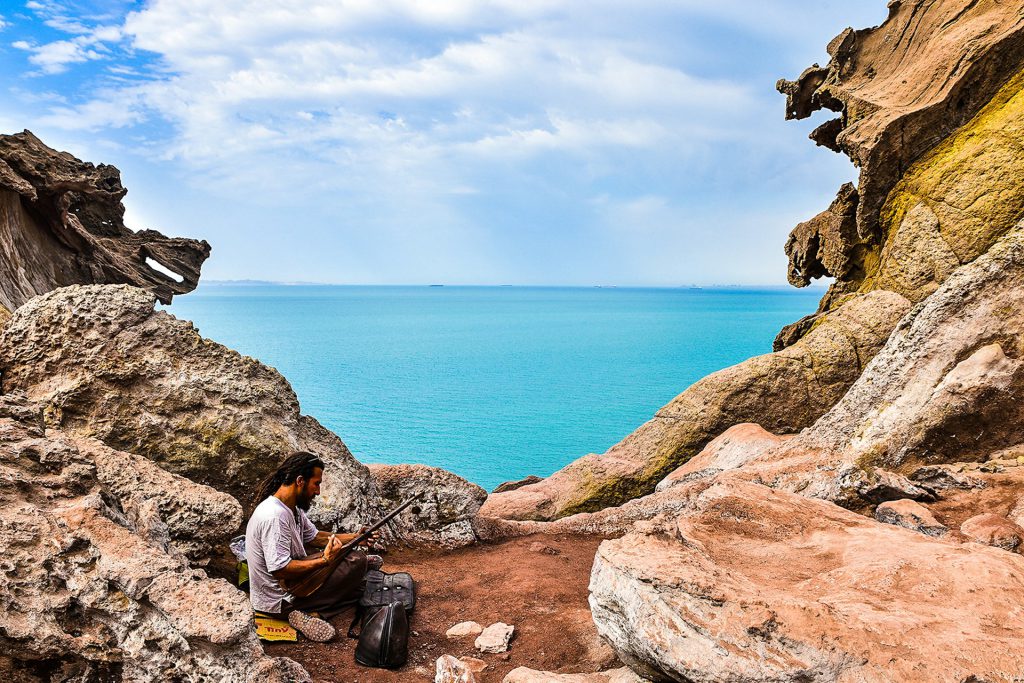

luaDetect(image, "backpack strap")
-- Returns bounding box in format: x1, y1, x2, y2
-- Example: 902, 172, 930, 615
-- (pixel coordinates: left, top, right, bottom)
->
347, 605, 364, 639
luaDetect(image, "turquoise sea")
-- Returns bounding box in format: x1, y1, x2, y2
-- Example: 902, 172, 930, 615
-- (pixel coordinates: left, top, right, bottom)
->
167, 285, 822, 491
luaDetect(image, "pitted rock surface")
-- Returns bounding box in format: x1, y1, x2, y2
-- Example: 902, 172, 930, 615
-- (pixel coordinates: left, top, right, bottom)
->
370, 463, 485, 548
0, 284, 377, 529
0, 392, 307, 681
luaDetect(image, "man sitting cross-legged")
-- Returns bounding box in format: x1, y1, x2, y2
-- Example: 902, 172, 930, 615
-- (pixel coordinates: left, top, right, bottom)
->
245, 451, 379, 641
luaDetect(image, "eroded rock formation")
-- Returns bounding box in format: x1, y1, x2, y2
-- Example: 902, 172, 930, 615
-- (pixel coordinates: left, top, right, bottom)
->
0, 284, 377, 529
778, 0, 1024, 326
0, 392, 307, 681
0, 131, 209, 314
369, 463, 487, 548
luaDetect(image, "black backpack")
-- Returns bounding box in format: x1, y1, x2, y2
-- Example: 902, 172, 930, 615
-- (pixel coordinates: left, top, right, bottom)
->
354, 602, 408, 668
349, 570, 416, 669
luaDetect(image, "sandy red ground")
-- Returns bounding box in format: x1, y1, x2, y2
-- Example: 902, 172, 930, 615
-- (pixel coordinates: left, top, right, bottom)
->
266, 534, 618, 683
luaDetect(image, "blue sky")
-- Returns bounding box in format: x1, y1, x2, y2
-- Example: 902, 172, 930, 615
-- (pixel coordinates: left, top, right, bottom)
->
0, 1, 888, 285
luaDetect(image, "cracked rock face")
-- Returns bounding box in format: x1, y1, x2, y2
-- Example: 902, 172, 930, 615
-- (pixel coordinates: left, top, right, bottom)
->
0, 392, 306, 682
0, 284, 377, 530
369, 463, 486, 548
589, 478, 1024, 683
0, 131, 209, 313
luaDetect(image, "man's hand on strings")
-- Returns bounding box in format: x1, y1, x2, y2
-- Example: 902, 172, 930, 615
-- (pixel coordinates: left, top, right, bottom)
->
322, 534, 343, 562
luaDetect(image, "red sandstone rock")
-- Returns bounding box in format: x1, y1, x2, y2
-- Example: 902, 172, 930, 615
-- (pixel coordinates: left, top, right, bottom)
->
589, 477, 1024, 682
874, 499, 947, 537
655, 423, 790, 491
960, 513, 1024, 552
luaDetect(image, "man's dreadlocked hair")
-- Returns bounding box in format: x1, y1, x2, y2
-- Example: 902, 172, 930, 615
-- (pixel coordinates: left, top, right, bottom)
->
251, 451, 325, 514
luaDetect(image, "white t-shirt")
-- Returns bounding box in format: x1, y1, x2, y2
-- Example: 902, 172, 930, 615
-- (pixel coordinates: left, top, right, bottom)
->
245, 496, 318, 613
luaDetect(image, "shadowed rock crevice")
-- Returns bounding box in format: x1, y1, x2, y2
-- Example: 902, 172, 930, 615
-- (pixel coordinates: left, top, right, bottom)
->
0, 131, 210, 314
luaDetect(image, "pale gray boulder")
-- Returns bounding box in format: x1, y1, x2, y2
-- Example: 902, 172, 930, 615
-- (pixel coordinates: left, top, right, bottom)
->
874, 499, 948, 537
0, 284, 377, 529
369, 463, 486, 547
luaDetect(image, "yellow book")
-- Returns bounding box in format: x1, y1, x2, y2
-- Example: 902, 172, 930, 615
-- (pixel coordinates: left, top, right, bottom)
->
253, 612, 298, 642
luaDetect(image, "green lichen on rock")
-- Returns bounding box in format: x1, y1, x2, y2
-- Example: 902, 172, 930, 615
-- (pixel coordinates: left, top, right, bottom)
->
871, 68, 1024, 301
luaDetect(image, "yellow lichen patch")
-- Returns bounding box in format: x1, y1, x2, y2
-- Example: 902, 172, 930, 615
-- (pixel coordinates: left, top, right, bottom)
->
870, 68, 1024, 300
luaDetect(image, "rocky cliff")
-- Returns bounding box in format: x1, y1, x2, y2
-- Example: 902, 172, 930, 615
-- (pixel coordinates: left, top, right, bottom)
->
475, 2, 1024, 680
7, 0, 1024, 679
484, 0, 1024, 523
0, 134, 485, 680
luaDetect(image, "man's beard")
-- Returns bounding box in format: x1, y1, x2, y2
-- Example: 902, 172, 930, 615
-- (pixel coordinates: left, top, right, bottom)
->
296, 490, 315, 511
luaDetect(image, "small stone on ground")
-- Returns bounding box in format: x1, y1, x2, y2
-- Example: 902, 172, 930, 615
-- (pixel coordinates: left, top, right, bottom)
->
476, 622, 515, 653
436, 654, 476, 683
446, 621, 484, 638
459, 656, 487, 673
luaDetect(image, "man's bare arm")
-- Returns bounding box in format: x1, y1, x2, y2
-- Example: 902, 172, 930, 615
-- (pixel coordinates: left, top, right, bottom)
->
308, 530, 359, 548
271, 555, 330, 583
273, 534, 348, 582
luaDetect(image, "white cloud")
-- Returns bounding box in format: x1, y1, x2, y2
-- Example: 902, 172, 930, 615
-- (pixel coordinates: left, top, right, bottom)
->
7, 0, 880, 285
5, 0, 769, 208
13, 24, 123, 74
39, 95, 145, 130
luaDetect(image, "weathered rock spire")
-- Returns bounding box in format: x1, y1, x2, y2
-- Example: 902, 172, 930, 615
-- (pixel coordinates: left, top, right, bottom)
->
0, 130, 210, 313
